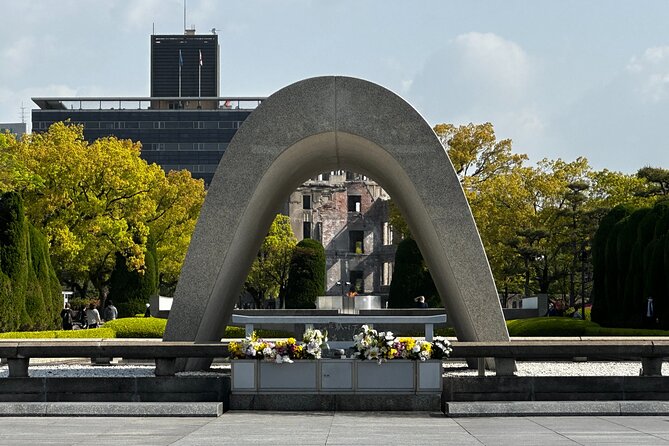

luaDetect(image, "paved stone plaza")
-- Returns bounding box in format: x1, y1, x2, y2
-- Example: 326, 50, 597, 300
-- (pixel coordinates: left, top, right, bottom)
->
3, 412, 669, 445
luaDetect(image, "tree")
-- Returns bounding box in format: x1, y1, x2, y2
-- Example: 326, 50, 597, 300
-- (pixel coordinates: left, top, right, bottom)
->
245, 214, 297, 308
0, 192, 60, 331
146, 169, 205, 294
388, 238, 440, 308
108, 236, 159, 317
434, 122, 527, 188
9, 123, 160, 297
590, 205, 634, 325
637, 166, 669, 197
0, 132, 42, 194
285, 239, 325, 309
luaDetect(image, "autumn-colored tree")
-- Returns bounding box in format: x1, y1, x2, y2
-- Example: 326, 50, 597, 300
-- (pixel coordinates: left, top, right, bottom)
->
146, 169, 205, 294
9, 123, 163, 298
434, 122, 527, 189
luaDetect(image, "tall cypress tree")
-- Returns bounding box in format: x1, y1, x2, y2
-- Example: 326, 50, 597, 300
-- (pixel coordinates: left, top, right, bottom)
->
388, 238, 440, 308
591, 205, 632, 325
285, 239, 325, 309
0, 192, 61, 331
108, 236, 159, 317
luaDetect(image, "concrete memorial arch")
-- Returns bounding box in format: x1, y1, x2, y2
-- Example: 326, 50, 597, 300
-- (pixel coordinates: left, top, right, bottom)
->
164, 76, 511, 371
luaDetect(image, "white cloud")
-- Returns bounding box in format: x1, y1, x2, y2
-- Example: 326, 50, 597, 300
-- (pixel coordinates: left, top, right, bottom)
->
121, 0, 181, 30
3, 37, 36, 77
407, 32, 545, 158
626, 46, 669, 103
452, 32, 532, 101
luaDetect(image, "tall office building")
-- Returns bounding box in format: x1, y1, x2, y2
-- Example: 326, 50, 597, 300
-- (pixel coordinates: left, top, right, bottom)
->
33, 29, 262, 185
151, 31, 219, 99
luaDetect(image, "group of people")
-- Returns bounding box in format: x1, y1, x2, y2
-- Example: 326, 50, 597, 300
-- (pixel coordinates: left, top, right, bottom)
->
60, 300, 118, 330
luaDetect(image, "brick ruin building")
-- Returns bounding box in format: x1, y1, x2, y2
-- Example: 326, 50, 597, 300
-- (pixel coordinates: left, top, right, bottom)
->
287, 171, 396, 302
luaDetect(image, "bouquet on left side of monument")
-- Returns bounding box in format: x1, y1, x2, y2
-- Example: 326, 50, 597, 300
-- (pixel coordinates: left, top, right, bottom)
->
228, 329, 328, 363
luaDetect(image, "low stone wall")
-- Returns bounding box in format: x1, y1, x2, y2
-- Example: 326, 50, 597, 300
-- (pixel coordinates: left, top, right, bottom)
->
443, 376, 669, 404
0, 376, 230, 404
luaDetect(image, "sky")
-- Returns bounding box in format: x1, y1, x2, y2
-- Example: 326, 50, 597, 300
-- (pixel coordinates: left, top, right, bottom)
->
1, 0, 669, 173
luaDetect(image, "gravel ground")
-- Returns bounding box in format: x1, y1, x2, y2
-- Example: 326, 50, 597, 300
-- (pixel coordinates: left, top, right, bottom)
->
0, 363, 231, 378
0, 360, 665, 378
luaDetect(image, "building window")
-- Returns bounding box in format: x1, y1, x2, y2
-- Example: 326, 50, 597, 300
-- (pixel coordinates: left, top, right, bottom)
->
348, 195, 362, 212
382, 262, 393, 286
314, 222, 322, 243
349, 231, 364, 254
350, 270, 364, 293
382, 222, 393, 245
303, 222, 311, 239
303, 195, 311, 210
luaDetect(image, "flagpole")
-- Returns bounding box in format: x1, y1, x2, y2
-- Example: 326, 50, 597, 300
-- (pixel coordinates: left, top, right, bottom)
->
198, 49, 202, 108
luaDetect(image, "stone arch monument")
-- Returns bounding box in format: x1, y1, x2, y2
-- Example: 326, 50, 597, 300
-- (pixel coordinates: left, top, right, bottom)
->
164, 76, 511, 371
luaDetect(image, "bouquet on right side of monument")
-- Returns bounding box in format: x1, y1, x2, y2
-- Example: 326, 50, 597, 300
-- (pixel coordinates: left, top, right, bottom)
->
351, 325, 452, 363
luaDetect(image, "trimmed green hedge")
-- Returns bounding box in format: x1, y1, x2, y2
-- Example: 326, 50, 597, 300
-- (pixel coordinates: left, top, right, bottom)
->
0, 317, 293, 339
0, 328, 115, 339
104, 317, 166, 338
506, 317, 669, 337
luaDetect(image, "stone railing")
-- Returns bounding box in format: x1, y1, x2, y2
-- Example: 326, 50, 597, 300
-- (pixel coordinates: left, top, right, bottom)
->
2, 338, 667, 378
0, 340, 228, 378
450, 340, 669, 376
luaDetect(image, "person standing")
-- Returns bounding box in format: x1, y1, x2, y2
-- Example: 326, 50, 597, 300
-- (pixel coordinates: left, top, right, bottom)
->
104, 300, 118, 322
644, 296, 656, 328
414, 295, 429, 309
86, 303, 102, 329
60, 303, 74, 330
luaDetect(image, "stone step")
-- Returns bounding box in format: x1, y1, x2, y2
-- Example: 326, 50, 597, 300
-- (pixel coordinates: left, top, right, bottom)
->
445, 401, 669, 417
0, 402, 223, 417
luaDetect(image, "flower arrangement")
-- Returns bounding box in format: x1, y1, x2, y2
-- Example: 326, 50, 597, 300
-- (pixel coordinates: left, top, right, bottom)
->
229, 329, 328, 363
352, 325, 451, 364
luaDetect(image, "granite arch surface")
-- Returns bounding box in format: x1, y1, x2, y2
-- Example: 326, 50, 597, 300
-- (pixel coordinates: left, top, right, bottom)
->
164, 76, 511, 371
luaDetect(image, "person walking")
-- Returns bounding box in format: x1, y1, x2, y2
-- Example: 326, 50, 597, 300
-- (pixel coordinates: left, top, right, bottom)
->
60, 303, 74, 330
86, 303, 102, 329
104, 300, 118, 322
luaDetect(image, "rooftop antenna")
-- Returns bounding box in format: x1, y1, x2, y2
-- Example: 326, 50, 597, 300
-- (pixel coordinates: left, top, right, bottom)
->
152, 22, 155, 35
183, 0, 187, 34
211, 28, 218, 35
19, 102, 26, 124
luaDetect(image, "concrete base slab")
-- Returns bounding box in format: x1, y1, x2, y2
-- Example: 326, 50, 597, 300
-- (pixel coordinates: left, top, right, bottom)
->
445, 401, 669, 417
0, 402, 223, 417
231, 393, 441, 411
